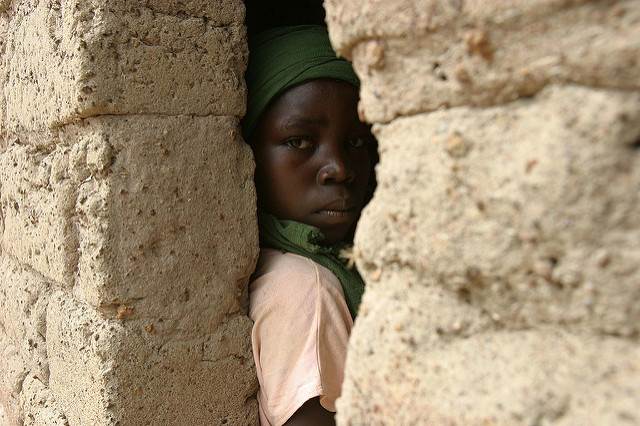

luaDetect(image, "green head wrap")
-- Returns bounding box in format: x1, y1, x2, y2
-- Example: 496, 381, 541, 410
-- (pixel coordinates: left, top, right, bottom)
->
242, 25, 360, 139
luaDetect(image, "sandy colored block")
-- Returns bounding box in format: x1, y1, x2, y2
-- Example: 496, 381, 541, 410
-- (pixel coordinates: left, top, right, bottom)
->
0, 142, 82, 285
4, 0, 247, 133
338, 301, 640, 425
0, 13, 8, 146
46, 291, 122, 425
47, 290, 257, 425
0, 255, 60, 426
112, 314, 258, 425
356, 85, 640, 335
19, 375, 68, 426
46, 292, 141, 424
326, 0, 460, 51
0, 255, 50, 385
326, 0, 606, 52
138, 0, 244, 26
338, 84, 640, 424
1, 114, 259, 423
0, 334, 26, 426
326, 0, 640, 122
74, 115, 258, 326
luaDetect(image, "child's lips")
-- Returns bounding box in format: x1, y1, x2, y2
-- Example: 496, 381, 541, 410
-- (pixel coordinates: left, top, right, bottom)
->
315, 209, 355, 226
315, 200, 358, 222
317, 209, 354, 217
319, 199, 357, 212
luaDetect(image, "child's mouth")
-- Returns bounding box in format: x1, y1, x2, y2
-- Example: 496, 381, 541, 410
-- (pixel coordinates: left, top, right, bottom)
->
318, 209, 354, 217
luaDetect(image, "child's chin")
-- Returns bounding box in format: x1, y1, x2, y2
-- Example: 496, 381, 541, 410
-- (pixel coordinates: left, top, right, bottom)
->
319, 225, 352, 245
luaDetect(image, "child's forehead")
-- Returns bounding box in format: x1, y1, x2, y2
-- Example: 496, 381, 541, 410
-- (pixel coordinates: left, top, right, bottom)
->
242, 25, 359, 140
258, 80, 360, 129
272, 79, 358, 109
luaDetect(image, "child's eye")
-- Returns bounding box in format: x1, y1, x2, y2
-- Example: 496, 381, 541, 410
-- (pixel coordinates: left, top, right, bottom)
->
347, 137, 368, 148
285, 137, 314, 149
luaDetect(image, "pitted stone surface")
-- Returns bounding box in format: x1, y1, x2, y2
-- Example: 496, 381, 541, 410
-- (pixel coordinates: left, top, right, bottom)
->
47, 290, 258, 425
0, 334, 25, 425
326, 0, 640, 123
327, 0, 613, 52
46, 291, 124, 425
1, 0, 258, 424
0, 256, 51, 385
73, 115, 258, 323
0, 141, 81, 285
326, 1, 640, 423
338, 84, 640, 424
341, 305, 639, 425
358, 86, 640, 335
0, 249, 62, 425
0, 13, 8, 143
19, 375, 68, 426
141, 0, 245, 25
4, 0, 247, 133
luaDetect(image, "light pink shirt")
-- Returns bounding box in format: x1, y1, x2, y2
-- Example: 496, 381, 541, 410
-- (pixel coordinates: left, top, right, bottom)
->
249, 248, 353, 426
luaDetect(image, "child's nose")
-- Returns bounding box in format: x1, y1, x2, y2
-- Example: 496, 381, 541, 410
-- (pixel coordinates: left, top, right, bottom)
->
317, 146, 354, 185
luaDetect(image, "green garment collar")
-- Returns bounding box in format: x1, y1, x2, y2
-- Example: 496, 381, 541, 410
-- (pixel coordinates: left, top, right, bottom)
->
242, 25, 359, 140
258, 211, 365, 319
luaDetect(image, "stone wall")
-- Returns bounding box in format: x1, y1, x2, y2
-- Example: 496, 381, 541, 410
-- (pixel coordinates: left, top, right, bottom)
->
326, 0, 640, 424
3, 0, 639, 424
0, 1, 258, 425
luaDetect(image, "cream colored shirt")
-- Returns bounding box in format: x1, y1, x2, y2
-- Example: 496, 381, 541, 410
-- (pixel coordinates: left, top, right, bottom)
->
249, 248, 353, 426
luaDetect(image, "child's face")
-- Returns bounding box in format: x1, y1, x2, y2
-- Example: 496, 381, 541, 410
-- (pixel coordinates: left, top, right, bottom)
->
251, 79, 374, 244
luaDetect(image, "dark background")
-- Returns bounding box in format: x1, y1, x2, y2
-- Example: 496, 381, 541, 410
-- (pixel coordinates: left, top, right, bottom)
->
244, 0, 326, 38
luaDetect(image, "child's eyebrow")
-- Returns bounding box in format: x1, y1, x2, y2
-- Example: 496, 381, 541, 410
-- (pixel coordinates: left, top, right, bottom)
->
282, 115, 328, 130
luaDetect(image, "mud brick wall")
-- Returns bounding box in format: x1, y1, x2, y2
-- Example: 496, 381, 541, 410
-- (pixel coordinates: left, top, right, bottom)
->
0, 1, 258, 424
325, 0, 640, 424
3, 0, 639, 425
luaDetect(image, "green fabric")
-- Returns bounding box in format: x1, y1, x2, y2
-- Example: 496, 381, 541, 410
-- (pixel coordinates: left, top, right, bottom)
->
242, 25, 360, 139
258, 211, 365, 319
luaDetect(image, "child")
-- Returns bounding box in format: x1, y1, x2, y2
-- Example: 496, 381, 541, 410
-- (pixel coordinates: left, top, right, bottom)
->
243, 26, 374, 426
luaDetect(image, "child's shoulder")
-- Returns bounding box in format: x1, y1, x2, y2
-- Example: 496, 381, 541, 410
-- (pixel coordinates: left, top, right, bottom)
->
248, 248, 350, 332
255, 247, 314, 273
250, 248, 342, 299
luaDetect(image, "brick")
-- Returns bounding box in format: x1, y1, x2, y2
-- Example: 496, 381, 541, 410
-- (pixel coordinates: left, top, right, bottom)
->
0, 255, 50, 385
47, 290, 257, 425
4, 0, 247, 133
1, 113, 258, 424
0, 13, 8, 146
358, 85, 640, 335
326, 0, 640, 122
339, 84, 640, 424
74, 115, 259, 325
338, 323, 640, 424
20, 375, 68, 426
0, 334, 26, 426
138, 0, 245, 26
46, 291, 119, 425
0, 142, 82, 285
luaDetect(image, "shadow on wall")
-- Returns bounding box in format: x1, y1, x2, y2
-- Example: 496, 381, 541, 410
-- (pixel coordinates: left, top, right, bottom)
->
244, 0, 326, 37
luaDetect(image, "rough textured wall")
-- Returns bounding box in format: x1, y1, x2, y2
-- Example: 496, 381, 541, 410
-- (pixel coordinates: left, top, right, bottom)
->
0, 1, 258, 425
326, 0, 640, 424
